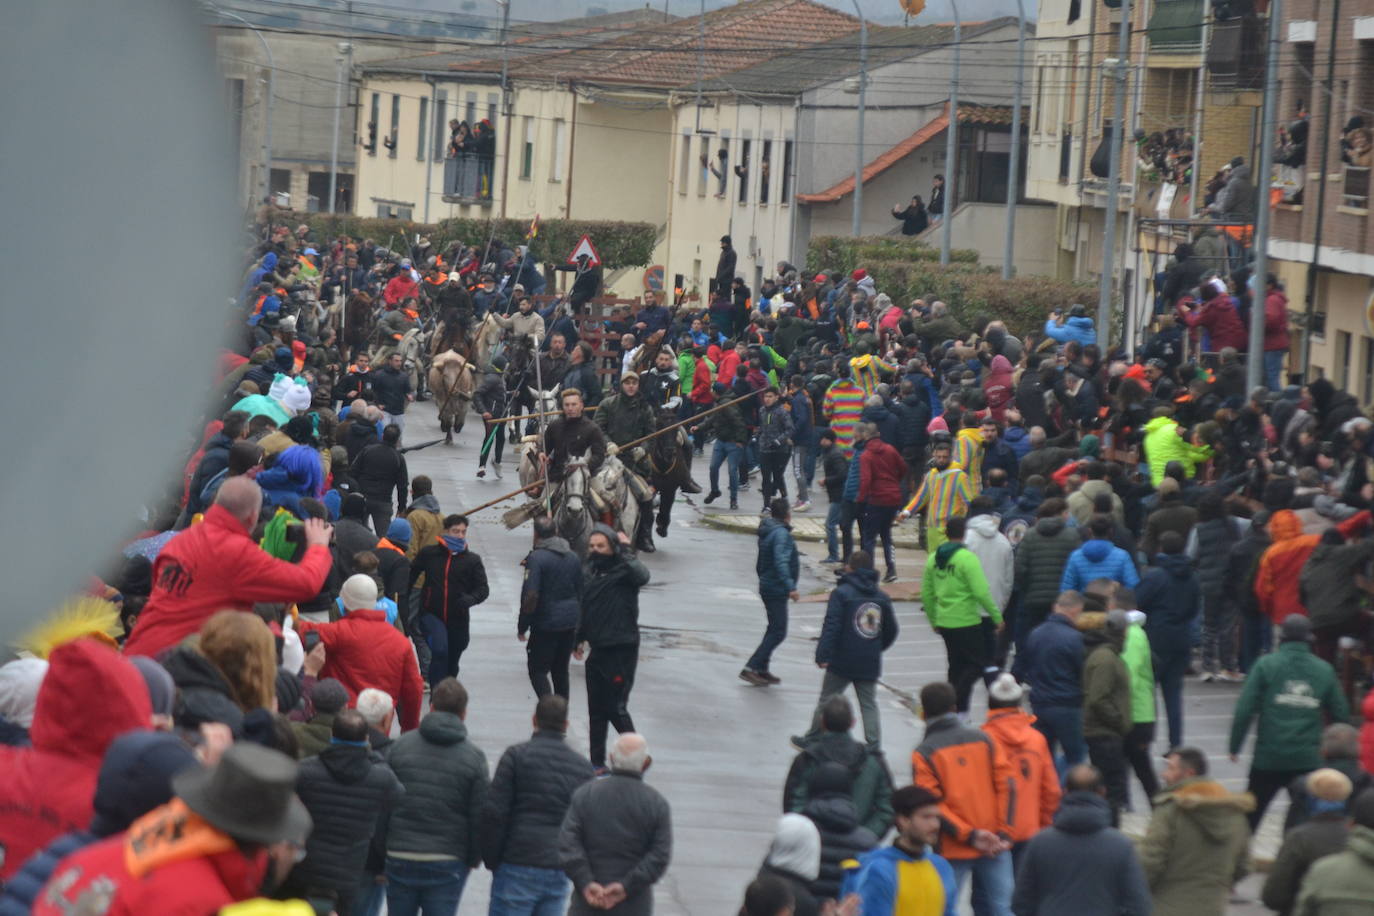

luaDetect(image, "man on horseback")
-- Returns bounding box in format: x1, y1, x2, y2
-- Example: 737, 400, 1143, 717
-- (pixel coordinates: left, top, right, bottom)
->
543, 388, 607, 485
595, 372, 658, 553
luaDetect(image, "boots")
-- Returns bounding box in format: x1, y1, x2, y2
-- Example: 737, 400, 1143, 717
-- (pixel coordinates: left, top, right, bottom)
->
682, 475, 702, 494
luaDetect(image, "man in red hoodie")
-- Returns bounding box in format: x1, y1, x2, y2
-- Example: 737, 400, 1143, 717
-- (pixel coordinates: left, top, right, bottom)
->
858, 422, 908, 583
123, 477, 333, 658
1177, 277, 1247, 353
1260, 272, 1290, 390
0, 639, 153, 881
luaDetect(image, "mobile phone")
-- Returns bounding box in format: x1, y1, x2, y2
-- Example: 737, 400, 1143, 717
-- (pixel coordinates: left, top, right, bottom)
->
303, 631, 321, 653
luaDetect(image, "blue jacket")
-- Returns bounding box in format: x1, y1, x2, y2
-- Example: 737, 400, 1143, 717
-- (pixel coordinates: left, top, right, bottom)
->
1060, 539, 1140, 592
841, 843, 957, 916
0, 830, 96, 915
861, 403, 900, 448
789, 390, 814, 442
817, 568, 899, 681
756, 517, 800, 596
981, 438, 1020, 488
1043, 315, 1097, 347
905, 372, 943, 418
843, 439, 867, 503
519, 537, 583, 633
1138, 553, 1201, 649
1015, 612, 1085, 708
1002, 425, 1032, 461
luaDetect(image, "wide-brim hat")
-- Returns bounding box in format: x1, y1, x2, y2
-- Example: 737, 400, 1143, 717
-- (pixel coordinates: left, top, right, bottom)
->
172, 742, 311, 845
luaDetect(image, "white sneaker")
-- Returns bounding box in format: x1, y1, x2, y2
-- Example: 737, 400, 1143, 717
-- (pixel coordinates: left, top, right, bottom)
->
493, 462, 503, 479
793, 500, 811, 512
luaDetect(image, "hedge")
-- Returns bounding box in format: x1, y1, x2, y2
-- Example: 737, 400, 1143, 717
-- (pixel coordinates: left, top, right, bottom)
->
278, 211, 658, 269
807, 236, 1097, 337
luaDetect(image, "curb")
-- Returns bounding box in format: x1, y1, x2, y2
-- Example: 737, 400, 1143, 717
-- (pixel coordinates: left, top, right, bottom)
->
698, 512, 923, 549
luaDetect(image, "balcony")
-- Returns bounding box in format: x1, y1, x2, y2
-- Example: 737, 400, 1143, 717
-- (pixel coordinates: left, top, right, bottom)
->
442, 152, 494, 205
1147, 0, 1204, 54
1207, 16, 1266, 90
1343, 165, 1371, 210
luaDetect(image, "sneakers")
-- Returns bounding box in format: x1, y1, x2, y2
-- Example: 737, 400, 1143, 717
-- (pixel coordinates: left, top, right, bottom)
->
1217, 670, 1245, 683
820, 556, 842, 565
476, 467, 486, 478
1200, 672, 1216, 683
493, 462, 503, 479
760, 671, 781, 685
793, 500, 811, 512
729, 499, 739, 510
882, 571, 898, 583
738, 481, 752, 491
704, 490, 721, 505
739, 668, 768, 686
656, 521, 669, 538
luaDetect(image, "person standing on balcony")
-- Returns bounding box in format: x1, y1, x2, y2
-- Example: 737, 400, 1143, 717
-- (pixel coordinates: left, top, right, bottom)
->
891, 196, 929, 236
928, 175, 946, 224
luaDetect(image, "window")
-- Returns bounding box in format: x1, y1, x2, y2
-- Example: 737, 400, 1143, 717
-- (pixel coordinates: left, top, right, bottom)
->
416, 97, 428, 161
376, 203, 413, 220
521, 117, 534, 179
759, 139, 772, 204
487, 94, 498, 127
551, 118, 566, 181
678, 132, 691, 194
697, 135, 709, 197
386, 94, 400, 157
781, 140, 793, 204
1337, 330, 1352, 391
270, 168, 292, 199
711, 137, 729, 197
465, 93, 477, 127
366, 92, 380, 155
433, 92, 447, 160
737, 137, 751, 204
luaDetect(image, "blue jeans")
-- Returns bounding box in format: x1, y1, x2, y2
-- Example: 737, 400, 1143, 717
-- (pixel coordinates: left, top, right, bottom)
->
1153, 642, 1189, 750
385, 857, 468, 916
824, 501, 843, 560
949, 850, 1014, 916
489, 863, 571, 916
746, 593, 789, 673
710, 441, 743, 499
791, 441, 812, 502
1264, 349, 1286, 390
1032, 704, 1087, 775
356, 878, 385, 916
1240, 610, 1272, 673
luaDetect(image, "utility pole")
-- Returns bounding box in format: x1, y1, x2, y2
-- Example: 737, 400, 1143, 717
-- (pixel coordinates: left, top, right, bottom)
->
1251, 0, 1284, 387
1300, 0, 1335, 377
328, 43, 350, 214
1002, 0, 1026, 278
851, 1, 868, 237
1095, 0, 1132, 350
940, 1, 962, 266
212, 5, 274, 206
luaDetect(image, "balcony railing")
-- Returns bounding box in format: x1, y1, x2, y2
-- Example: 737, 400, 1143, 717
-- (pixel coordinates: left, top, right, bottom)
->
1147, 0, 1204, 53
1343, 165, 1371, 209
1207, 16, 1266, 90
443, 152, 494, 204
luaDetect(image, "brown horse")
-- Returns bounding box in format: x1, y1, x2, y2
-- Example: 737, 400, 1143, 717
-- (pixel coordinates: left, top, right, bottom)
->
428, 349, 477, 444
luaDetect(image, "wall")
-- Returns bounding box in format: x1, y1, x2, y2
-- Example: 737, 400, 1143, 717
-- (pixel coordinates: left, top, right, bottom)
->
927, 201, 1059, 275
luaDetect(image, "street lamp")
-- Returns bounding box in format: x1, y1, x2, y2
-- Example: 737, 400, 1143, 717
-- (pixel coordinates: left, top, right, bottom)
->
1002, 0, 1026, 278
207, 4, 275, 207
940, 0, 962, 266
850, 0, 867, 238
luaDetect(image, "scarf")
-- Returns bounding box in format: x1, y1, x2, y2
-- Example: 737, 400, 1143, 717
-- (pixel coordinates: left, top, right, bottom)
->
442, 535, 467, 554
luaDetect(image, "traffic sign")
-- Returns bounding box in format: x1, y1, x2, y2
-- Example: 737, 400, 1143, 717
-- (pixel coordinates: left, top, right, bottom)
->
566, 234, 602, 268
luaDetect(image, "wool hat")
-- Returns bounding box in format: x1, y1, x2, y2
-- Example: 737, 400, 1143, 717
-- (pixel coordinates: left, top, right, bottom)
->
341, 492, 368, 520
311, 678, 349, 715
128, 655, 175, 718
90, 730, 199, 837
280, 380, 313, 414
988, 672, 1024, 704
0, 657, 48, 728
273, 347, 293, 372
1078, 434, 1101, 457
1281, 613, 1313, 642
1307, 767, 1354, 803
851, 269, 867, 281
172, 742, 312, 846
280, 625, 305, 676
340, 574, 379, 613
386, 517, 412, 546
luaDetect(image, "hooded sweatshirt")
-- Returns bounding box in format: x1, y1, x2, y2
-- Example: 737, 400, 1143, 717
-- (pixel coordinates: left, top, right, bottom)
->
922, 542, 1000, 629
1142, 415, 1212, 486
982, 709, 1060, 841
1254, 508, 1354, 623
982, 355, 1014, 420
1138, 553, 1201, 649
963, 514, 1014, 612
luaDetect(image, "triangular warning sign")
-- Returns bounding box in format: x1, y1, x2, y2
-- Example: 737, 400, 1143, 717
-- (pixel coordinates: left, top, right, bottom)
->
566, 234, 601, 268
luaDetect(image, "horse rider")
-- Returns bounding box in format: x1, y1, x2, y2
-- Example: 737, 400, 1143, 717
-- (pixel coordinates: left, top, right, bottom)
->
595, 371, 658, 553
543, 387, 607, 487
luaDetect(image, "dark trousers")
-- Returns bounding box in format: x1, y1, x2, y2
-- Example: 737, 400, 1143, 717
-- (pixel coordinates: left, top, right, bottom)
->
1240, 610, 1272, 673
367, 498, 394, 536
526, 629, 577, 698
586, 643, 638, 768
1086, 734, 1129, 823
1153, 646, 1189, 750
860, 504, 899, 575
1247, 766, 1310, 830
1313, 615, 1368, 665
479, 417, 506, 466
1125, 721, 1161, 804
760, 449, 791, 503
655, 484, 679, 533
746, 593, 790, 673
939, 622, 989, 712
838, 501, 858, 561
1032, 705, 1087, 772
1016, 602, 1052, 653
419, 611, 469, 686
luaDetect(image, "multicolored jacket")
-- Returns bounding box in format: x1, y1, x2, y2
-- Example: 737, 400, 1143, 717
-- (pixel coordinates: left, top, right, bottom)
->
840, 843, 957, 916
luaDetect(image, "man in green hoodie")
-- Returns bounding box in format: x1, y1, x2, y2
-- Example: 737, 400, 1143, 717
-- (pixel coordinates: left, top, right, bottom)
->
1113, 588, 1160, 801
921, 516, 1001, 714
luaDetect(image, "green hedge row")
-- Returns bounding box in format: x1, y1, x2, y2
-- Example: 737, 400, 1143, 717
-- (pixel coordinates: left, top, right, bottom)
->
280, 212, 658, 269
807, 235, 982, 270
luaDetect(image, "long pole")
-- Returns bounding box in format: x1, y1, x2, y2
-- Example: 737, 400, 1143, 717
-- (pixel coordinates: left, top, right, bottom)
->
1096, 0, 1132, 350
1300, 0, 1334, 378
1189, 16, 1208, 213
215, 7, 275, 206
940, 3, 962, 265
328, 48, 346, 214
422, 77, 437, 223
1253, 0, 1280, 387
851, 1, 868, 237
1002, 0, 1026, 278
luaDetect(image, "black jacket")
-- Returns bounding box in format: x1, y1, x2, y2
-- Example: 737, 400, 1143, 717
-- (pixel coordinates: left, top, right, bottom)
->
715, 246, 737, 295
1011, 792, 1151, 916
821, 444, 849, 503
411, 543, 489, 622
578, 551, 651, 648
371, 366, 412, 415
162, 646, 244, 734
544, 415, 608, 482
803, 794, 878, 900
352, 442, 408, 507
375, 544, 410, 611
560, 771, 673, 916
816, 568, 898, 682
186, 433, 235, 514
784, 733, 895, 838
333, 517, 379, 578
342, 420, 379, 462
286, 744, 404, 912
1016, 612, 1085, 709
481, 729, 595, 870
519, 537, 583, 634
473, 371, 507, 417
1139, 553, 1201, 651
384, 712, 489, 864
1013, 517, 1081, 612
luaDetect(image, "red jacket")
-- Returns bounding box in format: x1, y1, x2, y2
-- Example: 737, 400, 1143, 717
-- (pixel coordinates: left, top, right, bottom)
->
123, 504, 332, 658
34, 800, 267, 916
859, 438, 907, 507
691, 357, 715, 405
0, 640, 152, 881
1264, 290, 1290, 352
296, 609, 425, 731
1178, 293, 1247, 352
1362, 687, 1374, 776
383, 273, 419, 306
716, 349, 741, 385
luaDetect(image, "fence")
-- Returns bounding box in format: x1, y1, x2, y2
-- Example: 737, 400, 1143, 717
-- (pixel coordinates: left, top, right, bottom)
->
443, 153, 494, 202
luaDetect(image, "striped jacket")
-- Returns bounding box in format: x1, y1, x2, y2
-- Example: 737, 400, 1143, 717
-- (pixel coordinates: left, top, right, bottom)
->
903, 466, 975, 523
951, 427, 986, 492
823, 379, 867, 456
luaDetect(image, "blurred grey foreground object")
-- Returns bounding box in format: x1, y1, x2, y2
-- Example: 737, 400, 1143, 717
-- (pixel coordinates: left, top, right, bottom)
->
0, 0, 234, 642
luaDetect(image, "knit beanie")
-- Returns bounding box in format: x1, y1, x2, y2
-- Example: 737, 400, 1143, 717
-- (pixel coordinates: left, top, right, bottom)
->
128, 655, 175, 718
386, 517, 412, 547
340, 574, 378, 613
0, 657, 48, 728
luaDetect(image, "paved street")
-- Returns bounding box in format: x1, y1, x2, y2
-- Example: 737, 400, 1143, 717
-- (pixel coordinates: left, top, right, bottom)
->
400, 401, 1277, 915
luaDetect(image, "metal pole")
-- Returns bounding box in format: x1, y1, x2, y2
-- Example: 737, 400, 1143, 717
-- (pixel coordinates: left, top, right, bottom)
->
328, 47, 347, 214
1301, 0, 1335, 378
422, 77, 437, 223
1189, 16, 1209, 213
498, 0, 511, 109
851, 2, 867, 237
1253, 0, 1287, 382
694, 0, 705, 133
940, 3, 962, 266
1002, 0, 1026, 278
1095, 0, 1131, 350
213, 6, 275, 206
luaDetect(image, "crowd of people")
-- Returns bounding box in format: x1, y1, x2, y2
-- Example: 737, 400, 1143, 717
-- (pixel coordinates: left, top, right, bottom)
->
4, 202, 1374, 916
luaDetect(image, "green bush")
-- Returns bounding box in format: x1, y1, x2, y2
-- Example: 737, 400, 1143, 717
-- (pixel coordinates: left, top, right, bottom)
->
807, 235, 980, 272
280, 211, 657, 269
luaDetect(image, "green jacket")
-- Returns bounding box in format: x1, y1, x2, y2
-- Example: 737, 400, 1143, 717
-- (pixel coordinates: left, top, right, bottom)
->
291, 713, 335, 759
676, 352, 695, 396
1295, 824, 1374, 916
1228, 641, 1350, 772
921, 542, 1000, 629
1122, 618, 1156, 723
1142, 415, 1213, 486
595, 391, 655, 446
1082, 640, 1132, 738
1141, 777, 1254, 916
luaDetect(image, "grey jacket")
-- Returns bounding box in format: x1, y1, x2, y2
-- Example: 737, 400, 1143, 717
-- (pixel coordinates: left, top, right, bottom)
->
384, 711, 489, 865
560, 771, 673, 915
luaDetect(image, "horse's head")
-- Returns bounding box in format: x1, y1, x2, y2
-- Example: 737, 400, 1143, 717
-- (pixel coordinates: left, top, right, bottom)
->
563, 458, 589, 514
527, 385, 562, 416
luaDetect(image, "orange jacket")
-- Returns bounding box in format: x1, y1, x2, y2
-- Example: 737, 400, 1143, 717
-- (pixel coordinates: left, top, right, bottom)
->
913, 715, 1014, 860
982, 709, 1061, 842
1255, 509, 1367, 624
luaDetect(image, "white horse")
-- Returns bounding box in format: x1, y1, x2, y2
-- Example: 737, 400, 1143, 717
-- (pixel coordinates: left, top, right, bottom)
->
428, 349, 478, 444
473, 311, 504, 371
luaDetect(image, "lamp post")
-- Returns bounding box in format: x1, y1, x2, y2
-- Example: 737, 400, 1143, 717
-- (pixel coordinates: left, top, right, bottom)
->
940, 1, 962, 266
211, 5, 274, 207
1002, 0, 1026, 278
851, 0, 868, 237
328, 43, 351, 214
1250, 0, 1283, 388
1095, 0, 1132, 350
